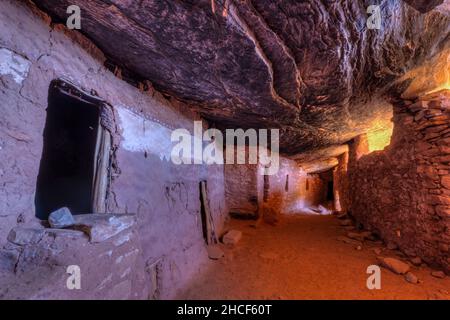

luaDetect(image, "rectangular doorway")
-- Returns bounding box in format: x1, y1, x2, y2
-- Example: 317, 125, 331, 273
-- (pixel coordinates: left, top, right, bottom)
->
35, 80, 111, 219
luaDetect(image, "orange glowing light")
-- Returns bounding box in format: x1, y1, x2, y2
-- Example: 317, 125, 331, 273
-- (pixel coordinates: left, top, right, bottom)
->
427, 81, 450, 95
367, 127, 393, 152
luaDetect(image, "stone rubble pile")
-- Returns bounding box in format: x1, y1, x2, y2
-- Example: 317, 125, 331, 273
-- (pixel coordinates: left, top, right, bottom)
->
334, 210, 448, 285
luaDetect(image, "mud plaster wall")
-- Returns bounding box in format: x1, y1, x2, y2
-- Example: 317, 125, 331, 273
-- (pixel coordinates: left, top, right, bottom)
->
346, 92, 450, 273
0, 0, 227, 298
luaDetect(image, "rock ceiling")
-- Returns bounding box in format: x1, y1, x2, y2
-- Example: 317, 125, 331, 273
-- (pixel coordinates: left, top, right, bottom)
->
33, 0, 450, 160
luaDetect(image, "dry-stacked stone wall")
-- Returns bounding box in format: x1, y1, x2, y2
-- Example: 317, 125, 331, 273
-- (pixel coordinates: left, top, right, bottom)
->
348, 90, 450, 273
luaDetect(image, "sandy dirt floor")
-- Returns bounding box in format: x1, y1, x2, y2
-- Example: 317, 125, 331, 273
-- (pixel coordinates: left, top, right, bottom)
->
178, 215, 450, 300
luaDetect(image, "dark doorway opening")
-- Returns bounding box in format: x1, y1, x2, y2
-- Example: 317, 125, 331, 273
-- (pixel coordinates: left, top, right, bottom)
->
35, 81, 101, 219
327, 180, 334, 201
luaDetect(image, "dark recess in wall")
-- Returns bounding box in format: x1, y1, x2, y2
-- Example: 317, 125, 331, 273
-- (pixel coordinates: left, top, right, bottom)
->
35, 83, 100, 219
327, 180, 334, 201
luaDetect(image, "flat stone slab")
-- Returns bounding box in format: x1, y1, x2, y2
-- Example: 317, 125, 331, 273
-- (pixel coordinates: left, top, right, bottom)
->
336, 236, 362, 246
346, 231, 373, 242
222, 230, 242, 246
6, 226, 86, 246
7, 227, 45, 246
431, 271, 446, 279
73, 214, 136, 243
48, 207, 75, 229
378, 257, 410, 274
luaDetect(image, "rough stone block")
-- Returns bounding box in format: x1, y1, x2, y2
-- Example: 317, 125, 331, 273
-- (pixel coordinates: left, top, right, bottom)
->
431, 271, 446, 279
346, 231, 372, 241
429, 100, 443, 109
222, 230, 242, 246
408, 100, 428, 112
405, 272, 418, 284
73, 214, 136, 243
7, 227, 45, 246
440, 147, 450, 155
414, 110, 425, 122
428, 195, 450, 206
441, 176, 450, 189
437, 155, 450, 163
48, 207, 75, 228
207, 245, 224, 260
436, 205, 450, 217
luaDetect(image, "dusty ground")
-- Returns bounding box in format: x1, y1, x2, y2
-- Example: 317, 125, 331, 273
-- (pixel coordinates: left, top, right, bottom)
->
178, 215, 450, 300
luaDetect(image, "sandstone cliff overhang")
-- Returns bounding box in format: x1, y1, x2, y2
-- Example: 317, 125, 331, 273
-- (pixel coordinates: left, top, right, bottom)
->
32, 0, 450, 157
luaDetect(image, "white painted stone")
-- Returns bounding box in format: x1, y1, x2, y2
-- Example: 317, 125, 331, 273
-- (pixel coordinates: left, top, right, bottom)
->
117, 106, 204, 163
0, 48, 31, 84
117, 106, 174, 161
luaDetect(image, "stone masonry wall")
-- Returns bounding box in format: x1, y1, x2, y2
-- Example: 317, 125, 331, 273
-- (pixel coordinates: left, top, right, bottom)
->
347, 90, 450, 273
0, 0, 227, 299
